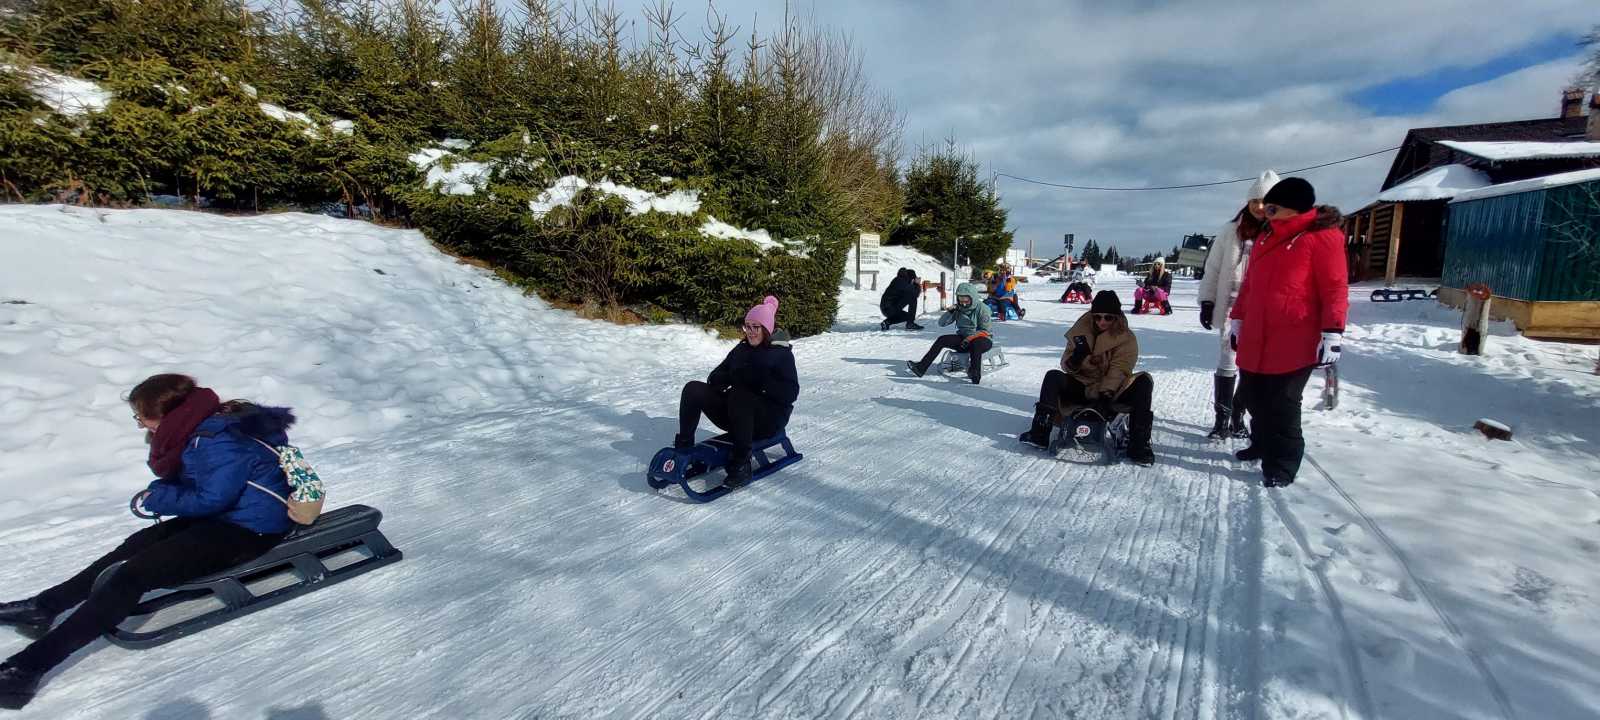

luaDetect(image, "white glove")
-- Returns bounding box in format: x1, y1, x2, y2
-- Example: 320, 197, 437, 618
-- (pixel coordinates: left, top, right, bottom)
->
1317, 331, 1342, 366
1227, 319, 1242, 351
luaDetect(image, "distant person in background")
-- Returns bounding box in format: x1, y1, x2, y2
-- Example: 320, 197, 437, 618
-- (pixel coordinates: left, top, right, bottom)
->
676, 296, 800, 489
906, 283, 993, 384
1228, 177, 1348, 488
0, 375, 294, 710
1198, 170, 1279, 440
1132, 259, 1173, 314
989, 267, 1025, 320
879, 267, 924, 331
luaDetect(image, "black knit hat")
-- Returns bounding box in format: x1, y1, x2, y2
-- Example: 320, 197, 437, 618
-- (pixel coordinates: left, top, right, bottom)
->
1090, 290, 1122, 316
1262, 177, 1315, 213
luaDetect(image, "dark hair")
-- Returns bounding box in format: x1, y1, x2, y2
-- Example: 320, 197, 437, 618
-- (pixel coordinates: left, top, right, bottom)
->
128, 374, 197, 420
1234, 205, 1266, 242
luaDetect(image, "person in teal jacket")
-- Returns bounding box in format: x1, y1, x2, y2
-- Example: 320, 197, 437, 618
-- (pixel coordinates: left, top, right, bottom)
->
906, 282, 994, 384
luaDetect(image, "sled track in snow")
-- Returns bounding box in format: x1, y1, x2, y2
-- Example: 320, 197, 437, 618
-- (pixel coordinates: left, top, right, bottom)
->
1263, 484, 1376, 720
1302, 454, 1518, 720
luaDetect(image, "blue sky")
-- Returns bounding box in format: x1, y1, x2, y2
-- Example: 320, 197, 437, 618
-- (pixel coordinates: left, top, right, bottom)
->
1352, 33, 1587, 116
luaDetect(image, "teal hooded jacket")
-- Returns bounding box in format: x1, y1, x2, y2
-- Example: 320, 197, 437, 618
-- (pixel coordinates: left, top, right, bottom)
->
939, 283, 992, 338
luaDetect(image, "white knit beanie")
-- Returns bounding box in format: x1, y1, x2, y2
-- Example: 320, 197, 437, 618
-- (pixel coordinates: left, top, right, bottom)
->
1247, 169, 1281, 201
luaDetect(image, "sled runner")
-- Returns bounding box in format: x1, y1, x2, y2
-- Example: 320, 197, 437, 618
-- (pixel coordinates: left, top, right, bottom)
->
1370, 288, 1434, 302
937, 346, 1009, 376
1048, 404, 1130, 464
94, 504, 401, 649
646, 432, 803, 502
1321, 365, 1339, 410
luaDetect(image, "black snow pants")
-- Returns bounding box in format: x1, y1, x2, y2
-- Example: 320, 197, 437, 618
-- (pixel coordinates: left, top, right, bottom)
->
678, 382, 784, 465
1037, 370, 1153, 447
915, 334, 994, 380
1240, 365, 1315, 481
881, 299, 919, 328
10, 517, 283, 671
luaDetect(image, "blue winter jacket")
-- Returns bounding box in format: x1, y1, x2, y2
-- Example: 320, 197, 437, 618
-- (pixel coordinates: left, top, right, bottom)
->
142, 406, 297, 535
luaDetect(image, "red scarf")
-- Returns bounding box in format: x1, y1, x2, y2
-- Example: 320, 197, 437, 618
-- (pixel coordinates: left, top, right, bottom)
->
146, 388, 221, 479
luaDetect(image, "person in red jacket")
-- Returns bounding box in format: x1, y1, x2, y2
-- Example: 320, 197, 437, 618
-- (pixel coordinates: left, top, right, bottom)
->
1227, 177, 1347, 487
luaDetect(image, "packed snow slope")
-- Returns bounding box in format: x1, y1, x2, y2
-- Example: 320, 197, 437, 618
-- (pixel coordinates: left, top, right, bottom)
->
1, 205, 1598, 719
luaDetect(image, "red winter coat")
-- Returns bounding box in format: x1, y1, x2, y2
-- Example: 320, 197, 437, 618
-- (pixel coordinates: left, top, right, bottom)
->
1229, 206, 1349, 375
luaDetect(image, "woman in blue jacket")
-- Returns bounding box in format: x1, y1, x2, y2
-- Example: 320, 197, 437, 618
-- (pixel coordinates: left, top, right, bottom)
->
0, 374, 294, 709
676, 296, 800, 489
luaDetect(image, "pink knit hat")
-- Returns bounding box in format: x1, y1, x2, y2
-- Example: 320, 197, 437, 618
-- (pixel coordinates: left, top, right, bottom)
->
744, 295, 779, 335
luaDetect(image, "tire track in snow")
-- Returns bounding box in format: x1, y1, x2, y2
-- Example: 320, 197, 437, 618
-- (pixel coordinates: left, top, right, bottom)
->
1303, 454, 1518, 720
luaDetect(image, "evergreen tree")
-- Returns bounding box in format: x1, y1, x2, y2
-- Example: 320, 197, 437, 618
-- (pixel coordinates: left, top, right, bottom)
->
1081, 239, 1102, 268
889, 140, 1012, 269
1103, 245, 1120, 267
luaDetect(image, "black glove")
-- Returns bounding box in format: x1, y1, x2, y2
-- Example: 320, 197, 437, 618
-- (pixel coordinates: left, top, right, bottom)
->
1199, 301, 1214, 330
1067, 335, 1090, 368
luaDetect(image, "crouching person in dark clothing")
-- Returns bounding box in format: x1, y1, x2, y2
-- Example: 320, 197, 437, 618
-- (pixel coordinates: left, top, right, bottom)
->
879, 268, 924, 331
0, 375, 295, 710
1018, 291, 1156, 465
906, 283, 993, 385
677, 296, 800, 489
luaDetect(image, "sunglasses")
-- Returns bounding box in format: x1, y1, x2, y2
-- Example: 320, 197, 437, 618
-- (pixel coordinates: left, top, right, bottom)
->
1092, 313, 1117, 322
742, 323, 765, 333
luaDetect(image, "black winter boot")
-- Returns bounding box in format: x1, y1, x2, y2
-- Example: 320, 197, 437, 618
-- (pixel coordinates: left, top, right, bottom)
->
0, 599, 54, 640
0, 662, 43, 710
1207, 375, 1235, 440
905, 360, 926, 378
1235, 446, 1262, 462
673, 434, 695, 450
723, 458, 753, 489
1019, 403, 1055, 449
1229, 403, 1249, 438
906, 322, 925, 331
1127, 410, 1155, 466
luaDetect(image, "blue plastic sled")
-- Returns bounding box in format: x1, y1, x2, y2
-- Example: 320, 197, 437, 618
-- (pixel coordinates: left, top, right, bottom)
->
983, 298, 1020, 320
646, 432, 803, 502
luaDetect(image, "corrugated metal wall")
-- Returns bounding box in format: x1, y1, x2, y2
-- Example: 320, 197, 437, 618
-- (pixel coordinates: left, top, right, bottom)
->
1533, 181, 1600, 302
1442, 191, 1546, 300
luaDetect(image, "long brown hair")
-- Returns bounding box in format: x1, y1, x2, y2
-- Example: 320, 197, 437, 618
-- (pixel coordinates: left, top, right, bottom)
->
128, 374, 197, 420
1234, 204, 1265, 241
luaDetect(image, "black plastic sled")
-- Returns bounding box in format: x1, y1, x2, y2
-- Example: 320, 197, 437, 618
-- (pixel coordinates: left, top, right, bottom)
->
1370, 288, 1435, 302
646, 433, 803, 502
1047, 406, 1129, 464
94, 505, 402, 649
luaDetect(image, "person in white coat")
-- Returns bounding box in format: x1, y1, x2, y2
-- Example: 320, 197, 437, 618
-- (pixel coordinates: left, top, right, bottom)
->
1197, 169, 1278, 439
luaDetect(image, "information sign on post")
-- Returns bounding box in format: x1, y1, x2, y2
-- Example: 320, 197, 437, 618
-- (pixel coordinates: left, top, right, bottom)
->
855, 232, 881, 290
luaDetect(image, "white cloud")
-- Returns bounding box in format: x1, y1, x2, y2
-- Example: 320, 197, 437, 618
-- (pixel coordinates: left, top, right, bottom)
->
568, 0, 1595, 255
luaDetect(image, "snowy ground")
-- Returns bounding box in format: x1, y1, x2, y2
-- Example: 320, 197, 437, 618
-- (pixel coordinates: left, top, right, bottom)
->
1, 206, 1597, 719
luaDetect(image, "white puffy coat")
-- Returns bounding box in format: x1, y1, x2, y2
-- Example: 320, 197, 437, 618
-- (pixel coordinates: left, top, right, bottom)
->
1197, 220, 1251, 329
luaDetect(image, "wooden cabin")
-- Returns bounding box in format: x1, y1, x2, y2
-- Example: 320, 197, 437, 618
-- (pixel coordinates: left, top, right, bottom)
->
1345, 89, 1600, 284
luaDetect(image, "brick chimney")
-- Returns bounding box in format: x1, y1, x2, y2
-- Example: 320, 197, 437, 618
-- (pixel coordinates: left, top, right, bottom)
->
1591, 92, 1600, 141
1564, 87, 1586, 118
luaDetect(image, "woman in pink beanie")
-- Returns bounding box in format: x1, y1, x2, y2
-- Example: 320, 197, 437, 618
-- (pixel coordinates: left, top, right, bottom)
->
675, 296, 800, 488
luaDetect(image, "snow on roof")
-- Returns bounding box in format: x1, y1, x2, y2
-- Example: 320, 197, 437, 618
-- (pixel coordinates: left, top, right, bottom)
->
2, 63, 112, 116
1449, 167, 1600, 203
1439, 140, 1600, 162
1377, 164, 1492, 203
528, 176, 701, 217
